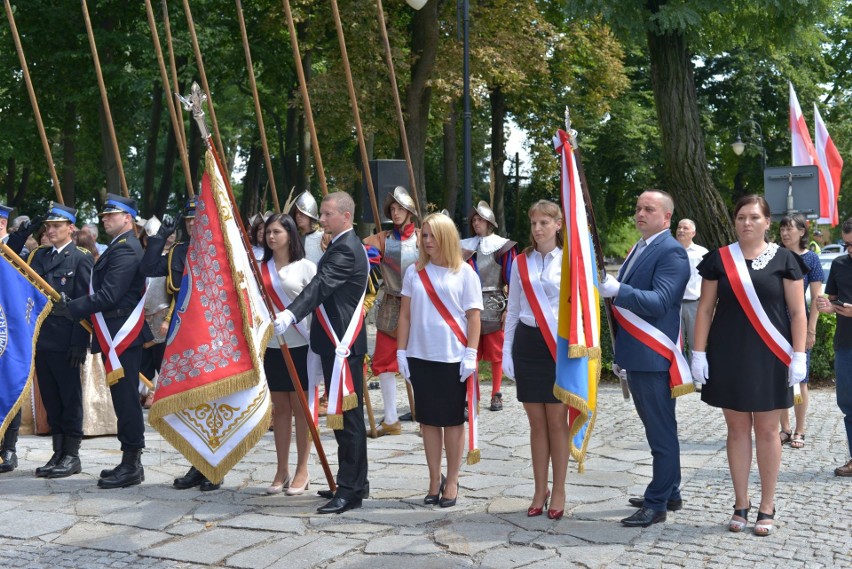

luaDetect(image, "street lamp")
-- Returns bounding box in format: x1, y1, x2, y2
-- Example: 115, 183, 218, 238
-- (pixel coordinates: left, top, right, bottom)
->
731, 119, 766, 170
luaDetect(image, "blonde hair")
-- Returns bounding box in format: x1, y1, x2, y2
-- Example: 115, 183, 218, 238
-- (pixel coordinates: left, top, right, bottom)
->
524, 199, 563, 255
416, 212, 463, 271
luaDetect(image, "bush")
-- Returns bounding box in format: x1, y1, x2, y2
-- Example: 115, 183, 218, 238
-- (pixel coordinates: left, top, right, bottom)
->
810, 312, 836, 381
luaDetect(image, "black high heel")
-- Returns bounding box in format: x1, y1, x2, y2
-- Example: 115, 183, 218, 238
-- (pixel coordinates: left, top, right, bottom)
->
728, 501, 752, 533
439, 479, 458, 508
424, 474, 446, 505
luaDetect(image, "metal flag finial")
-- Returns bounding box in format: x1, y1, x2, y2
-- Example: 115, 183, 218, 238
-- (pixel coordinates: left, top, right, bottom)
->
564, 106, 578, 149
178, 82, 211, 142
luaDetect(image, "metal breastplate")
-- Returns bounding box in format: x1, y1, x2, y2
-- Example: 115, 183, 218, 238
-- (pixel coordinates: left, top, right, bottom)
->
477, 250, 503, 292
477, 250, 507, 334
304, 230, 324, 264
380, 234, 418, 295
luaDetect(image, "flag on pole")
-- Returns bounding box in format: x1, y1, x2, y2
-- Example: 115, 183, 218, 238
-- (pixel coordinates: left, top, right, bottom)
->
552, 129, 602, 473
789, 82, 829, 219
0, 243, 52, 443
814, 104, 844, 227
149, 151, 273, 483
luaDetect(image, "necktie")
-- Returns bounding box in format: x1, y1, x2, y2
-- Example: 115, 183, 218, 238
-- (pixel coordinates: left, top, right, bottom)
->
622, 239, 647, 277
50, 250, 58, 262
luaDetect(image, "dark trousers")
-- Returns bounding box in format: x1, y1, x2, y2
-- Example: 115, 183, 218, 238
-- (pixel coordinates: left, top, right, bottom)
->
104, 344, 145, 451
628, 370, 682, 511
34, 351, 84, 438
140, 342, 165, 382
321, 352, 368, 500
2, 411, 21, 447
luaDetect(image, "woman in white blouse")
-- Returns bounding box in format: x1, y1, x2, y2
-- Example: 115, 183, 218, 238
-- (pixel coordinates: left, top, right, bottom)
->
261, 213, 317, 495
396, 212, 483, 508
502, 200, 567, 519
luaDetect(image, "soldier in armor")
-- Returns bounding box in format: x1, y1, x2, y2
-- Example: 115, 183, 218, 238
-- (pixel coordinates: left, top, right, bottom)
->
461, 201, 517, 411
363, 187, 420, 436
290, 191, 327, 264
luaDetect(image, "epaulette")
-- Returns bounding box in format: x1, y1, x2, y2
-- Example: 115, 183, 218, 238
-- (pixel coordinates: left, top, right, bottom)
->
116, 238, 127, 245
76, 246, 93, 256
26, 245, 50, 264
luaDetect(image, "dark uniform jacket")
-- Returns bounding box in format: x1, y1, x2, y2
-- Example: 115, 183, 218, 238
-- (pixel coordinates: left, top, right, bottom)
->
288, 228, 369, 358
27, 243, 94, 352
139, 235, 187, 292
68, 229, 152, 353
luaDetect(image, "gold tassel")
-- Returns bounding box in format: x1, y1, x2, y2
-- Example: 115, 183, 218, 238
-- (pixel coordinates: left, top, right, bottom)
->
577, 460, 585, 474
341, 393, 358, 412
794, 393, 803, 405
466, 448, 481, 465
587, 346, 602, 359
670, 382, 696, 399
326, 413, 344, 430
568, 344, 588, 358
106, 368, 123, 386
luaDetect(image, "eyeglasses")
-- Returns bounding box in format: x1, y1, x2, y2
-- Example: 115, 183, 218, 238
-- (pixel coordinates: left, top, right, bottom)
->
844, 242, 852, 249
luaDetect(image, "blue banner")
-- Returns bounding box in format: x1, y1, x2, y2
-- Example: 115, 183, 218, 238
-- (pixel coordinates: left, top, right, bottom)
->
0, 246, 52, 437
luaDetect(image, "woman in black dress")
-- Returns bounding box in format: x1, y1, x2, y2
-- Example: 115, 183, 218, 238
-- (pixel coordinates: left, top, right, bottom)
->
691, 195, 807, 536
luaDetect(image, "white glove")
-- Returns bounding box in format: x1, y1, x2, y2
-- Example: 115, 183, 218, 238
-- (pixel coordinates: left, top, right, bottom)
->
690, 351, 708, 386
502, 352, 515, 380
396, 349, 410, 381
789, 351, 807, 386
273, 309, 296, 336
599, 275, 621, 298
459, 347, 478, 382
611, 363, 627, 381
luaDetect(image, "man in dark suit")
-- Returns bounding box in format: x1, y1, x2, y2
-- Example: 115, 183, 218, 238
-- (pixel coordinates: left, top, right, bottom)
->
274, 191, 369, 514
600, 190, 690, 528
68, 194, 150, 489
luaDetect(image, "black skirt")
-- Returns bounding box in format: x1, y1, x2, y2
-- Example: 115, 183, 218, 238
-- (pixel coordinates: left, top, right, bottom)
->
408, 357, 467, 427
264, 345, 309, 392
512, 323, 559, 404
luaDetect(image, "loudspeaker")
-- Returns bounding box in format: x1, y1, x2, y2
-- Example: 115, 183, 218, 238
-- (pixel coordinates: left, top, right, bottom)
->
361, 159, 409, 223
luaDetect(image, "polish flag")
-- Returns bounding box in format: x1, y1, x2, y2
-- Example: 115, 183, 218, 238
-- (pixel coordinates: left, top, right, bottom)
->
789, 82, 829, 218
814, 104, 844, 227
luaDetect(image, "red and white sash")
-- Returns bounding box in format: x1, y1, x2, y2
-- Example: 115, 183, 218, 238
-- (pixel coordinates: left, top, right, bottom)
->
719, 243, 801, 399
261, 259, 321, 424
611, 306, 694, 398
418, 266, 481, 465
314, 247, 370, 430
515, 253, 557, 361
90, 279, 148, 386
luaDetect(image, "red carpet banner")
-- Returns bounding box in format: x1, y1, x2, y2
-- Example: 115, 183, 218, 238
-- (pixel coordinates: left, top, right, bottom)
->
149, 151, 272, 483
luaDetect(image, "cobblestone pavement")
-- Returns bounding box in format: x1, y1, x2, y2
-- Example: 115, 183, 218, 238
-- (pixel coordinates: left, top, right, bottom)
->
2, 381, 850, 568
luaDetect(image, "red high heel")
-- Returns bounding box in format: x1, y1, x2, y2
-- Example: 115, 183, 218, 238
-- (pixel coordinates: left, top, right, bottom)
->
527, 489, 550, 517
547, 507, 564, 520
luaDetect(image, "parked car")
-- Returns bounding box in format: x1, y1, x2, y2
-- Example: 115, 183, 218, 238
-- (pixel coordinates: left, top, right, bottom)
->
805, 251, 843, 304
822, 243, 843, 254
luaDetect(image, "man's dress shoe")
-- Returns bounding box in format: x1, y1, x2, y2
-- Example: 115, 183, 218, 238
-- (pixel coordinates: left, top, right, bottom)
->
628, 497, 683, 511
621, 507, 666, 527
318, 481, 369, 500
317, 496, 362, 514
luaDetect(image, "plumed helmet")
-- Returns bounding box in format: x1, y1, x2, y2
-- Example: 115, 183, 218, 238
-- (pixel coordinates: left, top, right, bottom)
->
471, 200, 498, 230
382, 186, 418, 220
292, 191, 319, 221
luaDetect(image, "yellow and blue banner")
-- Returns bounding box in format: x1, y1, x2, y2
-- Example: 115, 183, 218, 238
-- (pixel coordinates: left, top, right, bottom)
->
0, 242, 52, 442
552, 130, 601, 473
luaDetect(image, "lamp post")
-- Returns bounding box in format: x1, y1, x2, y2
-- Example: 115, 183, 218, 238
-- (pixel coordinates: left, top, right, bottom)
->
731, 119, 767, 170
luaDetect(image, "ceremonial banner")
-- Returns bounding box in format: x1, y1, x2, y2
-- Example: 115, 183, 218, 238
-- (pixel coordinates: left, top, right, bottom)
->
814, 104, 844, 227
0, 243, 52, 444
149, 151, 273, 483
552, 130, 601, 473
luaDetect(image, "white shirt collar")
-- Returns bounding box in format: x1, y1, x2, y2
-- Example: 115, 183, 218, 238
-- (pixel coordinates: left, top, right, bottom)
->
331, 227, 353, 244
643, 228, 670, 247
52, 240, 73, 255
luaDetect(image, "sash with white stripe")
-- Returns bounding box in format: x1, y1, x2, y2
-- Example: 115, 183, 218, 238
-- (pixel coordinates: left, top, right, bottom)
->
719, 243, 801, 399
89, 279, 148, 386
515, 253, 557, 360
612, 306, 694, 398
314, 246, 370, 430
261, 259, 321, 424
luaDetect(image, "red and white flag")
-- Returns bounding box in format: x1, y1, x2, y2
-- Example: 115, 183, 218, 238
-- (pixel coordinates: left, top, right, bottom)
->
814, 104, 844, 227
789, 82, 829, 218
149, 150, 273, 483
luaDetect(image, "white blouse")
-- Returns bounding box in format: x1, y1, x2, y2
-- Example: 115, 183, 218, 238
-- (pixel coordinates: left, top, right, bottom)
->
400, 262, 483, 362
266, 257, 317, 349
503, 247, 562, 357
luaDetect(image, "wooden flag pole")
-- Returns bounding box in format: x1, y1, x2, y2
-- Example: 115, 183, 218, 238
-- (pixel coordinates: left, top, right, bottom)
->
4, 1, 63, 204
144, 0, 195, 199
81, 0, 130, 199
281, 0, 327, 196
181, 0, 229, 179
161, 0, 191, 189
375, 0, 420, 218
235, 0, 280, 213
181, 84, 336, 493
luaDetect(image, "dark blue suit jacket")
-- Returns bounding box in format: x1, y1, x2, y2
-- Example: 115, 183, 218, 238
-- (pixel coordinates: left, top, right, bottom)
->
613, 231, 690, 372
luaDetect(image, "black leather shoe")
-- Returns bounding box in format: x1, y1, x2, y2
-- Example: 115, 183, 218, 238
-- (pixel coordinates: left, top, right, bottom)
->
317, 496, 362, 514
628, 497, 683, 511
318, 481, 369, 500
424, 474, 446, 505
200, 477, 222, 491
36, 434, 63, 477
0, 450, 17, 473
173, 466, 205, 490
98, 450, 143, 489
621, 507, 666, 527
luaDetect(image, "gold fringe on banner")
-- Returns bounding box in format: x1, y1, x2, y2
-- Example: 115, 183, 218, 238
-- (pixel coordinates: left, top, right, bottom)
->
326, 413, 344, 430
466, 448, 481, 465
149, 369, 261, 421
342, 393, 358, 412
567, 344, 588, 358
106, 369, 123, 387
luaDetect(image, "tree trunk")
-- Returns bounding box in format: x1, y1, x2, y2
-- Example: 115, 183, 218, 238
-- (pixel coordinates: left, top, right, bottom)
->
404, 0, 439, 215
155, 119, 178, 217
241, 144, 262, 221
647, 27, 734, 248
61, 103, 77, 206
13, 165, 29, 207
143, 82, 163, 217
442, 106, 459, 220
284, 95, 298, 194
490, 86, 507, 235
4, 158, 14, 203
97, 98, 121, 196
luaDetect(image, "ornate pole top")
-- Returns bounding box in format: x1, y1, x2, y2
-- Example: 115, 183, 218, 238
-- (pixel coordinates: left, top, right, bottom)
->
178, 82, 211, 143
564, 106, 578, 149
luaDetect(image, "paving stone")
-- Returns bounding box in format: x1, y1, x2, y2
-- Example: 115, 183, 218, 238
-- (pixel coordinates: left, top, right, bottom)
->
101, 500, 196, 531
54, 522, 169, 552
434, 521, 516, 555
145, 527, 275, 564
365, 534, 442, 555
477, 545, 555, 567
218, 512, 305, 534
0, 510, 76, 539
